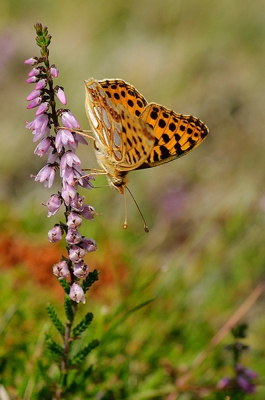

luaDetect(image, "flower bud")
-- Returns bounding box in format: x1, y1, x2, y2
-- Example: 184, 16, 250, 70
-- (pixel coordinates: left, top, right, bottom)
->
36, 101, 49, 116
50, 66, 59, 77
56, 87, 67, 105
24, 57, 38, 66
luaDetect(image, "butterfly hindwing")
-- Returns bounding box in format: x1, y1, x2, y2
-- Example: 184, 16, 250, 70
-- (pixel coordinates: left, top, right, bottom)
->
85, 79, 155, 171
139, 103, 209, 168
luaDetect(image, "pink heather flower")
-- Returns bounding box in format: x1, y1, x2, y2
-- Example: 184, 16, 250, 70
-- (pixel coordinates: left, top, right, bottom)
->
69, 245, 87, 262
24, 57, 38, 65
67, 212, 82, 229
56, 87, 67, 105
27, 96, 42, 109
69, 282, 86, 304
35, 79, 47, 90
61, 110, 80, 129
25, 113, 49, 133
50, 66, 59, 77
46, 194, 62, 217
81, 205, 96, 220
70, 195, 85, 212
80, 238, 97, 253
48, 225, 63, 243
34, 165, 56, 188
34, 137, 51, 156
61, 152, 81, 170
26, 76, 38, 84
55, 129, 75, 153
73, 262, 89, 279
47, 150, 60, 164
26, 89, 41, 101
65, 228, 82, 245
36, 101, 49, 116
28, 67, 40, 77
61, 183, 78, 205
32, 126, 50, 143
74, 133, 88, 146
217, 377, 230, 390
237, 376, 256, 394
53, 260, 69, 279
73, 166, 94, 189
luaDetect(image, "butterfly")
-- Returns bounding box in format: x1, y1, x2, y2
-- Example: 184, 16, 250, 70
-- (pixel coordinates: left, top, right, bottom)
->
84, 78, 209, 197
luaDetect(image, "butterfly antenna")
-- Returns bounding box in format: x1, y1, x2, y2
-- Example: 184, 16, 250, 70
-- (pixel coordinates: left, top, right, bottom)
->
123, 190, 128, 230
125, 187, 149, 233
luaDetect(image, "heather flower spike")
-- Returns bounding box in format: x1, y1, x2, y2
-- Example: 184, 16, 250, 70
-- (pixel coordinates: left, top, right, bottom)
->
25, 21, 98, 306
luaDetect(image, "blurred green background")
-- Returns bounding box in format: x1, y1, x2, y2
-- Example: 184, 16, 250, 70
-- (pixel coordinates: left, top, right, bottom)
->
1, 0, 265, 398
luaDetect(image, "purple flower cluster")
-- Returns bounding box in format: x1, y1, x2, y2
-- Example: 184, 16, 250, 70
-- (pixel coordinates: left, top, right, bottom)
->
25, 53, 97, 304
217, 363, 258, 394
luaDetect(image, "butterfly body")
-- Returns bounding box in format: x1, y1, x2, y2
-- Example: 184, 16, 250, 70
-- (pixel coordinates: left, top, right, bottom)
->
84, 78, 209, 194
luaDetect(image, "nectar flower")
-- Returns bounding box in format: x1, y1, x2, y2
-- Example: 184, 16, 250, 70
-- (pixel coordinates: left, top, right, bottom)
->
69, 245, 87, 262
53, 260, 69, 279
55, 129, 75, 153
65, 228, 82, 245
61, 110, 80, 129
46, 194, 62, 217
73, 261, 89, 279
34, 137, 52, 156
33, 165, 56, 188
26, 113, 49, 133
48, 225, 63, 243
80, 238, 97, 252
67, 212, 82, 229
81, 205, 96, 220
70, 282, 86, 304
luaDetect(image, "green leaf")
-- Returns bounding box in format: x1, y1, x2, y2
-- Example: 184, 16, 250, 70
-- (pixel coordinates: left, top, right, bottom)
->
72, 312, 93, 338
45, 334, 64, 362
46, 304, 65, 337
70, 339, 99, 366
82, 269, 99, 293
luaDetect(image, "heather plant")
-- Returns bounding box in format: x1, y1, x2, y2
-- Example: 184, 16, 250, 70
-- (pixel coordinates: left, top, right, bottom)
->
25, 22, 99, 398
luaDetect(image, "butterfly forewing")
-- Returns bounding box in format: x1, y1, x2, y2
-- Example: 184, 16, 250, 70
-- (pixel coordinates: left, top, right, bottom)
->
85, 78, 155, 171
98, 79, 148, 118
140, 103, 209, 167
